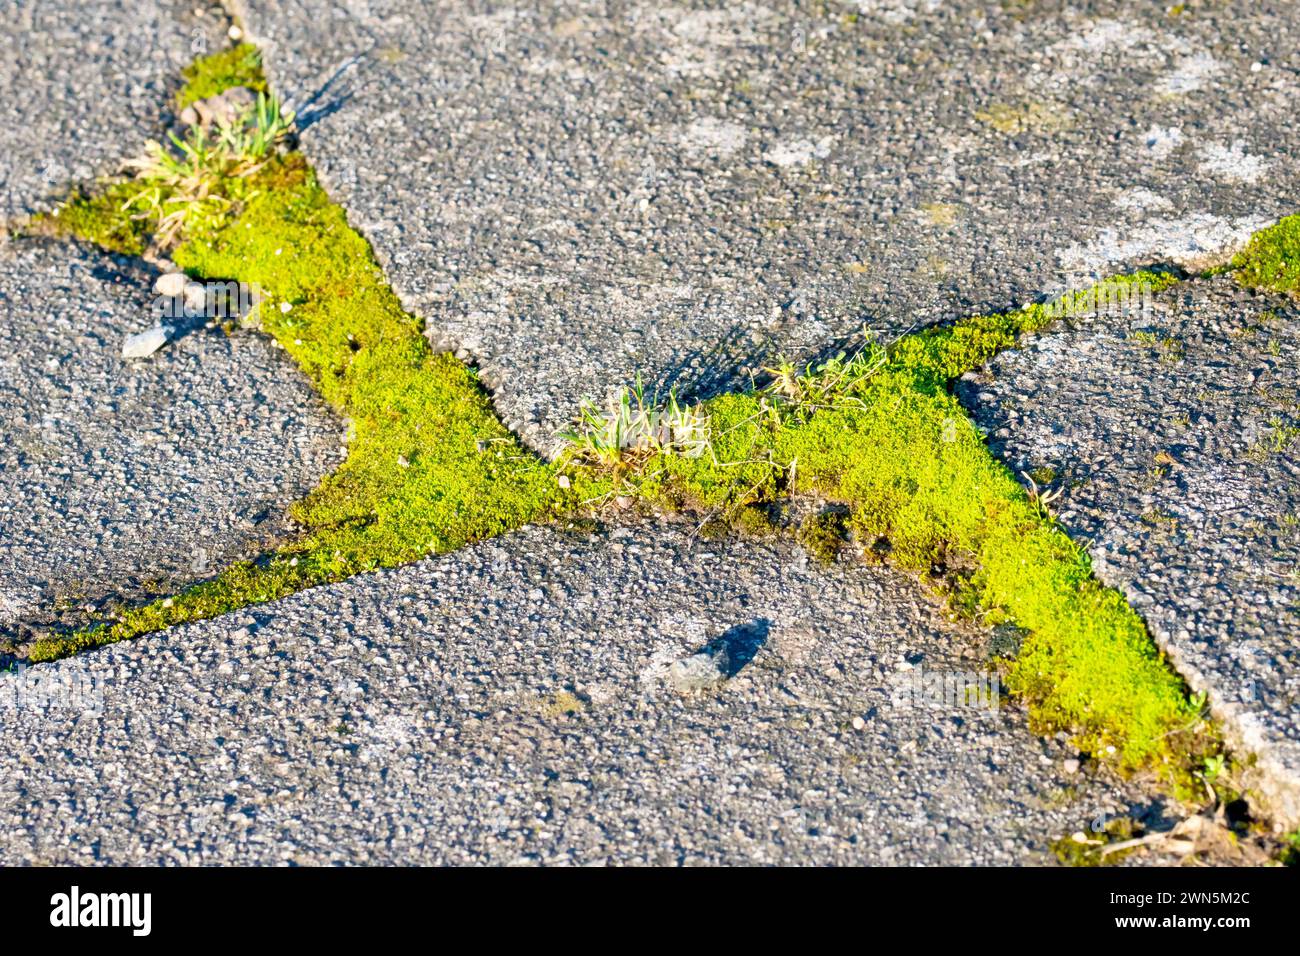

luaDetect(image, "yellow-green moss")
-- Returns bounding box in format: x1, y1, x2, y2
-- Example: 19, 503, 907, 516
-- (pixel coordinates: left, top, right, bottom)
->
27, 44, 1213, 793
1233, 214, 1300, 298
1282, 831, 1300, 866
798, 510, 847, 564
609, 274, 1203, 779
1050, 817, 1140, 867
177, 43, 267, 108
28, 153, 605, 660
37, 182, 154, 256
731, 504, 779, 538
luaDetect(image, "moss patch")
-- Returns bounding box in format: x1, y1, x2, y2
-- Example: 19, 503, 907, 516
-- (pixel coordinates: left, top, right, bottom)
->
35, 181, 154, 256
1051, 817, 1141, 867
177, 43, 267, 108
30, 150, 602, 660
1233, 214, 1300, 298
731, 504, 779, 538
30, 44, 1214, 792
798, 510, 847, 564
1282, 831, 1300, 867
586, 273, 1204, 779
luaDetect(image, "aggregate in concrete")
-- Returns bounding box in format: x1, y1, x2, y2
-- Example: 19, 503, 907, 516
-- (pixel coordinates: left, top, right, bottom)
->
959, 274, 1300, 828
0, 238, 341, 633
232, 0, 1300, 447
0, 522, 1181, 865
0, 1, 229, 221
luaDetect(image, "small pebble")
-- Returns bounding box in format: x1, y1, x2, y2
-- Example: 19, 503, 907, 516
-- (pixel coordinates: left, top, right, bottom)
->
669, 649, 729, 694
154, 272, 187, 297
280, 302, 293, 313
851, 716, 866, 731
557, 475, 571, 489
122, 325, 171, 359
1063, 758, 1080, 775
229, 25, 243, 40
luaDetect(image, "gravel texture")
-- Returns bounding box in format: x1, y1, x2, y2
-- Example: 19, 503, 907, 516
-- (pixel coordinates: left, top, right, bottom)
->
0, 1, 230, 221
0, 522, 1179, 865
959, 274, 1300, 828
232, 0, 1300, 448
0, 238, 341, 633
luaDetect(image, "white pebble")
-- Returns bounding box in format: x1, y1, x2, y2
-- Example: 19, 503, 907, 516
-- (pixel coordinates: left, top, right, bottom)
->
154, 272, 187, 297
122, 325, 172, 359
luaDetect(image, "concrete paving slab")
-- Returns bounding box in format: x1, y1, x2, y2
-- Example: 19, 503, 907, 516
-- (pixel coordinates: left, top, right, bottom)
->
0, 1, 229, 221
0, 238, 341, 632
233, 0, 1300, 447
959, 274, 1300, 827
0, 522, 1180, 865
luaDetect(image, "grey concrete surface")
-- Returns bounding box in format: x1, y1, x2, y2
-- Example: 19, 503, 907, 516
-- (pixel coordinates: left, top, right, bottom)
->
0, 521, 1183, 865
959, 274, 1300, 828
0, 1, 229, 221
233, 0, 1300, 448
0, 238, 341, 634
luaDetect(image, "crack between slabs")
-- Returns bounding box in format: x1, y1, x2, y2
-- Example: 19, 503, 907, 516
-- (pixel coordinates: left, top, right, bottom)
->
7, 39, 1300, 842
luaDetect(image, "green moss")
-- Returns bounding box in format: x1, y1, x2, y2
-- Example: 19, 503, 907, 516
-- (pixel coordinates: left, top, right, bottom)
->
885, 271, 1178, 383
34, 182, 153, 256
29, 153, 604, 661
537, 691, 586, 719
1051, 817, 1140, 867
1027, 466, 1058, 487
974, 102, 1070, 136
177, 43, 267, 108
609, 276, 1203, 778
27, 44, 1212, 792
798, 510, 847, 564
731, 504, 779, 538
1281, 831, 1300, 867
1233, 214, 1300, 298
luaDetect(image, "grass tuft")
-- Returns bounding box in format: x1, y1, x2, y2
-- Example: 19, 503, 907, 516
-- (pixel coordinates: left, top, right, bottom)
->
561, 376, 710, 467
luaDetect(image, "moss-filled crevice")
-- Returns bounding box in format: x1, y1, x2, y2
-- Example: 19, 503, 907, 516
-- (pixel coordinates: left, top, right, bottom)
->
28, 151, 606, 659
576, 285, 1208, 782
24, 49, 607, 660
176, 42, 268, 109
23, 43, 1265, 800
